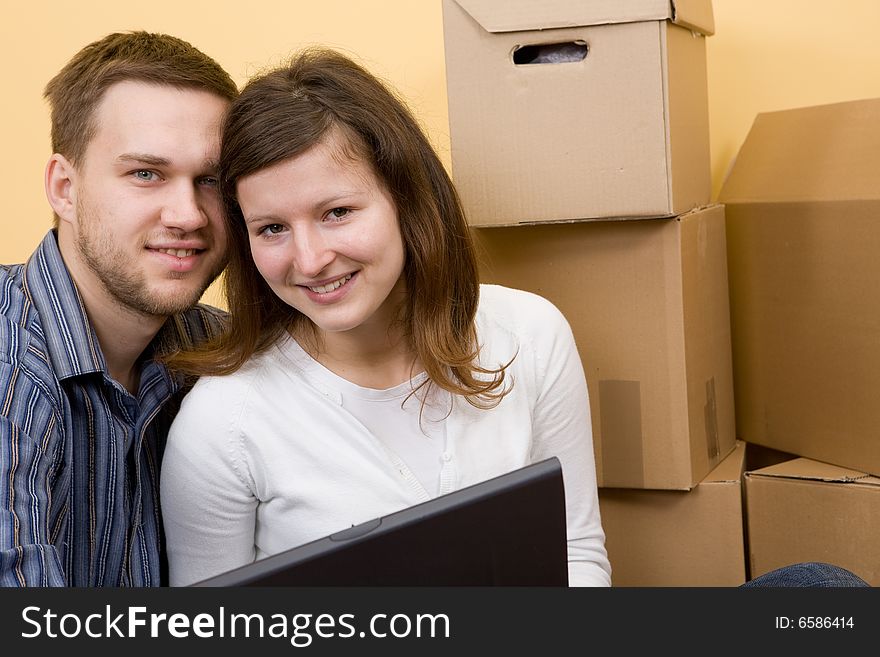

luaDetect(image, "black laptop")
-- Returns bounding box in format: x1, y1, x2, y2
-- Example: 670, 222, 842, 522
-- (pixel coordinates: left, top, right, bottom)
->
191, 457, 568, 586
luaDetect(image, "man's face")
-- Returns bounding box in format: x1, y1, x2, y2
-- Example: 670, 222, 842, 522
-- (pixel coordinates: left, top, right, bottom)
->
68, 80, 229, 317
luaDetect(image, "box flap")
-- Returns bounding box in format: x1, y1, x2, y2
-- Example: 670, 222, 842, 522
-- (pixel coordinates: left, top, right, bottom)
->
450, 0, 714, 35
719, 97, 880, 204
702, 440, 745, 484
669, 0, 715, 34
748, 457, 880, 485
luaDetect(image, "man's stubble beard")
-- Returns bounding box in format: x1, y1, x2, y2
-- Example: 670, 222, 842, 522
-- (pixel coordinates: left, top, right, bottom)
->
75, 196, 225, 317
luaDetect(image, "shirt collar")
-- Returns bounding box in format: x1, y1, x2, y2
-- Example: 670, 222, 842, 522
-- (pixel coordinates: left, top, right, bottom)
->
23, 231, 106, 380
23, 231, 217, 391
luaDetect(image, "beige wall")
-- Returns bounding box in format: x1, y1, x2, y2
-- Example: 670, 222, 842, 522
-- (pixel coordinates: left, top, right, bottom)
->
708, 0, 880, 198
3, 0, 880, 288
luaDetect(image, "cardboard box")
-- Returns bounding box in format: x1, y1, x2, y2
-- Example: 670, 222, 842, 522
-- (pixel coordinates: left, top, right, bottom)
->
475, 203, 736, 489
599, 441, 747, 587
745, 457, 880, 586
442, 0, 714, 226
719, 98, 880, 475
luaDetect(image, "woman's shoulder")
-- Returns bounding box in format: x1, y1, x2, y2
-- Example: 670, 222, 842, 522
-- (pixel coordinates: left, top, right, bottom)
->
176, 345, 285, 415
477, 284, 570, 334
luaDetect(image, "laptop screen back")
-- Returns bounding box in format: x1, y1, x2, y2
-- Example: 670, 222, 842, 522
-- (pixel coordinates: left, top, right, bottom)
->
191, 457, 568, 586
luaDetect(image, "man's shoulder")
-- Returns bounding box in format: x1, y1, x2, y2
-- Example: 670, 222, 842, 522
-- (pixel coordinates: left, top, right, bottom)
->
0, 263, 62, 411
2, 233, 79, 362
0, 261, 47, 362
162, 303, 229, 351
0, 261, 26, 309
180, 303, 229, 335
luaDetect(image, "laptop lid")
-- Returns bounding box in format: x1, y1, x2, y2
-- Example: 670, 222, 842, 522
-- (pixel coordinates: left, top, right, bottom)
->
191, 457, 568, 586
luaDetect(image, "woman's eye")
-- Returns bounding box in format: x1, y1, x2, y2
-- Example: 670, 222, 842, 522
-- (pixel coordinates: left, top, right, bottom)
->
260, 224, 285, 235
327, 207, 350, 221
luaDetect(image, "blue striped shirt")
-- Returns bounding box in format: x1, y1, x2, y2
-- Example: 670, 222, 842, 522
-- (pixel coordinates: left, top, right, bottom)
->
0, 232, 224, 586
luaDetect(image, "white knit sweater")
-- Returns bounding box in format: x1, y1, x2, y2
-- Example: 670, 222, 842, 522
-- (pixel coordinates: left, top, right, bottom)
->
161, 284, 611, 586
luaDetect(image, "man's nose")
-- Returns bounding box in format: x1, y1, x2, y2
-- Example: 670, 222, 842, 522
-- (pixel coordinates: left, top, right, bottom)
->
160, 181, 209, 232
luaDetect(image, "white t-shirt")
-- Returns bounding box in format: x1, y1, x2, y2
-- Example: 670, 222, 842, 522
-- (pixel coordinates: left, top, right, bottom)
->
161, 284, 611, 586
285, 338, 449, 496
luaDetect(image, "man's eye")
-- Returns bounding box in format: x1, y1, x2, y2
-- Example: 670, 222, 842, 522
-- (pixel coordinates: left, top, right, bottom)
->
199, 176, 219, 187
133, 170, 156, 181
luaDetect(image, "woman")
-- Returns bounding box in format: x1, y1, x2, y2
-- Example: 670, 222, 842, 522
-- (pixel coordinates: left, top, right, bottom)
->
159, 48, 612, 586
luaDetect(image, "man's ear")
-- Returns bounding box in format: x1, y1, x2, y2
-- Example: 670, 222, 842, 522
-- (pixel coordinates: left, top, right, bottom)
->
45, 154, 77, 225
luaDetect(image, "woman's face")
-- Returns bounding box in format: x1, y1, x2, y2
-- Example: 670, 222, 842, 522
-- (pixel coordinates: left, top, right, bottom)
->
236, 129, 406, 342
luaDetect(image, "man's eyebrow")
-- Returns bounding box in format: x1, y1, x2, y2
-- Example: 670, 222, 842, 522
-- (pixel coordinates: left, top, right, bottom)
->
116, 153, 171, 167
116, 154, 220, 173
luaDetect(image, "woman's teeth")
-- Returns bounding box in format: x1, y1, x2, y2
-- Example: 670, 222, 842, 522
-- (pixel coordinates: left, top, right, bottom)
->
308, 274, 353, 294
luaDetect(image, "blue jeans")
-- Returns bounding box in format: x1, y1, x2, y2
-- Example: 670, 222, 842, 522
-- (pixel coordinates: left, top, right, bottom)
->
741, 562, 869, 587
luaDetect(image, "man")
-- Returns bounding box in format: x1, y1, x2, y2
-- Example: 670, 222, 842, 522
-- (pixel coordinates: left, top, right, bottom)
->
0, 31, 237, 586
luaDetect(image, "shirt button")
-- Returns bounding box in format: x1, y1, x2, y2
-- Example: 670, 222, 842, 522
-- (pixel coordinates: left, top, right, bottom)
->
442, 453, 452, 462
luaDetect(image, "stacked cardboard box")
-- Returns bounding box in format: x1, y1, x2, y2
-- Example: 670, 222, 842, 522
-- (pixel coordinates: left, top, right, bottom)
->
443, 0, 714, 226
472, 206, 735, 491
598, 441, 747, 586
720, 98, 880, 475
443, 0, 734, 489
744, 458, 880, 586
443, 0, 745, 584
719, 98, 880, 584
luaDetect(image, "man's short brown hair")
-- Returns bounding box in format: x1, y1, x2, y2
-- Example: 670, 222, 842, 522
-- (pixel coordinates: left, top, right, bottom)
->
44, 31, 238, 165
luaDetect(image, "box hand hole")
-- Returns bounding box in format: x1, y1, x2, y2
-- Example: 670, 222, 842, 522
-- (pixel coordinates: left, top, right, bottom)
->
512, 40, 588, 65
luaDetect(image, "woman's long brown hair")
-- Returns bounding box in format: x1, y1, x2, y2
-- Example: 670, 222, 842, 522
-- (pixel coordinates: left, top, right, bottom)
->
164, 48, 510, 408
